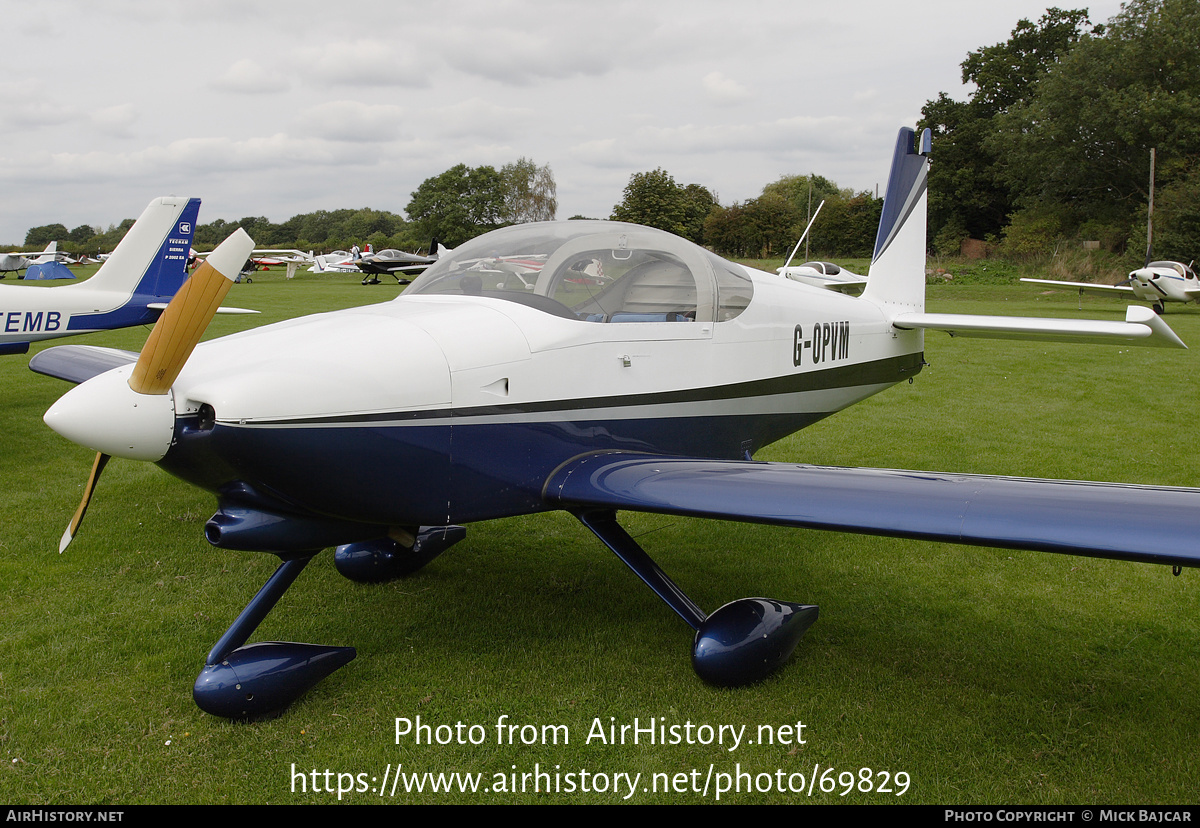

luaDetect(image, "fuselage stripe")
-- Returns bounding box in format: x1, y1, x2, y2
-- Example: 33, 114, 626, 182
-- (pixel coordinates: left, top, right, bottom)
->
223, 352, 923, 428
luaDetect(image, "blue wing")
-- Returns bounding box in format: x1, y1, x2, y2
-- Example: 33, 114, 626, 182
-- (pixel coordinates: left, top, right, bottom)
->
30, 345, 139, 385
544, 452, 1200, 569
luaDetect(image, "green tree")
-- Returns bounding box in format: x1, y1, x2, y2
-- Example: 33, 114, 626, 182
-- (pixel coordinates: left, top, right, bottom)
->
611, 168, 688, 235
1151, 165, 1200, 261
761, 174, 846, 210
68, 224, 95, 244
920, 8, 1097, 242
501, 158, 557, 223
680, 183, 719, 246
407, 164, 507, 247
25, 223, 70, 247
812, 192, 883, 258
611, 168, 714, 244
993, 0, 1200, 228
703, 174, 880, 259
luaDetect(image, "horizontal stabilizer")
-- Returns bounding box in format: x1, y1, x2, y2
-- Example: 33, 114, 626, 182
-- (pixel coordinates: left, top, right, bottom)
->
892, 305, 1186, 348
146, 303, 259, 315
29, 345, 139, 384
544, 452, 1200, 569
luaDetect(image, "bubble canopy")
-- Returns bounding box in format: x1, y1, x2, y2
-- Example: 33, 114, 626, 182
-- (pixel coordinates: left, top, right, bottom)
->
406, 221, 753, 323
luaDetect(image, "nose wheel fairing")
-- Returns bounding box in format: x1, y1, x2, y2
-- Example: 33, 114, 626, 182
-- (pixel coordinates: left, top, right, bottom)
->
191, 555, 357, 720
192, 525, 470, 719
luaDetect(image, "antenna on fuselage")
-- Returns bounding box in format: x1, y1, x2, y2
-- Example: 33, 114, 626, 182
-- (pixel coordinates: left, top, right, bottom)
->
1145, 147, 1156, 268
780, 200, 825, 275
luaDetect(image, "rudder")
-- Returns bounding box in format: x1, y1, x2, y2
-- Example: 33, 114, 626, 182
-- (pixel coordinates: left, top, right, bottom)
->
862, 128, 930, 315
82, 197, 200, 300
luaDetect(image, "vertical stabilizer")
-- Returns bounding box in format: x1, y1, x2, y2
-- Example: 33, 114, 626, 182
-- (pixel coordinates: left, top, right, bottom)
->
82, 197, 200, 299
862, 128, 930, 315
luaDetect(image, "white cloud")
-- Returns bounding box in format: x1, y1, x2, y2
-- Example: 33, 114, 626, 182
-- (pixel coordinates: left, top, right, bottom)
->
426, 97, 538, 141
0, 82, 75, 133
210, 59, 290, 94
301, 41, 430, 89
440, 30, 617, 87
569, 138, 630, 169
300, 101, 408, 143
90, 104, 139, 139
702, 72, 751, 106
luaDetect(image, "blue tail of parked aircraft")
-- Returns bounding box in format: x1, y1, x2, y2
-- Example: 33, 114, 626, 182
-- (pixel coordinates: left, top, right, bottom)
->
0, 197, 206, 355
862, 127, 931, 315
82, 197, 200, 299
61, 197, 201, 334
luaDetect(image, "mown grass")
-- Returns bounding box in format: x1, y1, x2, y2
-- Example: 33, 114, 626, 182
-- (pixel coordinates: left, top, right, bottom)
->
0, 263, 1197, 804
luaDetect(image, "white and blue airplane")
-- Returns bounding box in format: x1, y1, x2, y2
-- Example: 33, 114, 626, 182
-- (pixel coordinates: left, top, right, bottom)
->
1022, 151, 1199, 314
32, 128, 1200, 719
0, 197, 254, 357
1023, 260, 1200, 314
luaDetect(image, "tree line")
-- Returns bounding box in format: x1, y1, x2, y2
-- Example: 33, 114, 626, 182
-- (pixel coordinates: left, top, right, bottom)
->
11, 157, 557, 255
16, 1, 1197, 265
608, 168, 881, 260
921, 0, 1200, 261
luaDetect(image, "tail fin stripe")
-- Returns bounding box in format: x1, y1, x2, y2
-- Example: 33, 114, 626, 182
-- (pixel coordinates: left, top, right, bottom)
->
872, 128, 931, 263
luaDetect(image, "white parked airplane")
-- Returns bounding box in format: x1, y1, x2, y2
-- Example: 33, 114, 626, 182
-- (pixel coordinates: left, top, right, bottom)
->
0, 241, 73, 275
1021, 148, 1198, 313
778, 260, 867, 294
33, 128, 1199, 719
0, 197, 254, 356
774, 200, 868, 294
195, 248, 317, 280
1022, 260, 1199, 314
308, 250, 359, 273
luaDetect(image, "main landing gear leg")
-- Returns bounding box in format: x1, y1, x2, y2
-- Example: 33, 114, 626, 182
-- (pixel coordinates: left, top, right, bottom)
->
193, 554, 356, 719
574, 509, 817, 686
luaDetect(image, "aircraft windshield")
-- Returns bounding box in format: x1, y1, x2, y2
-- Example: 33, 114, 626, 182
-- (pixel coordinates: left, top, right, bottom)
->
1149, 261, 1196, 279
407, 221, 752, 322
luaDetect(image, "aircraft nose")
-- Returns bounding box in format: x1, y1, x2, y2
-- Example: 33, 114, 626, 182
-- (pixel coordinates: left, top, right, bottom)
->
44, 366, 176, 461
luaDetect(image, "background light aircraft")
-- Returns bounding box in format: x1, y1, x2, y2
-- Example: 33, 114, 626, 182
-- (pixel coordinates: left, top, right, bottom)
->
354, 240, 447, 285
0, 197, 256, 356
774, 199, 868, 294
32, 128, 1200, 720
778, 260, 867, 294
308, 250, 359, 273
193, 248, 316, 280
0, 241, 72, 276
246, 249, 315, 280
1022, 261, 1199, 314
1021, 148, 1199, 313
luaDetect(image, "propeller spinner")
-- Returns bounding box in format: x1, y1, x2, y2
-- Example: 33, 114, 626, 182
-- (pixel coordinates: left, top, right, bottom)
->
45, 229, 255, 551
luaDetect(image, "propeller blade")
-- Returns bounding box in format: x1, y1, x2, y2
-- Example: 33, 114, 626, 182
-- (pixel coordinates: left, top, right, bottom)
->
48, 229, 255, 555
60, 451, 110, 553
129, 228, 254, 395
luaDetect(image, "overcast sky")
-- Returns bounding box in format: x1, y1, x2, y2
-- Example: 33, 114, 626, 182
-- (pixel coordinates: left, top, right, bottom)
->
0, 0, 1126, 246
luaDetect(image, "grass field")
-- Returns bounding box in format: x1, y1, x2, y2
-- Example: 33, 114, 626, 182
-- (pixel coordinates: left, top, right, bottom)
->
1, 264, 1198, 804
